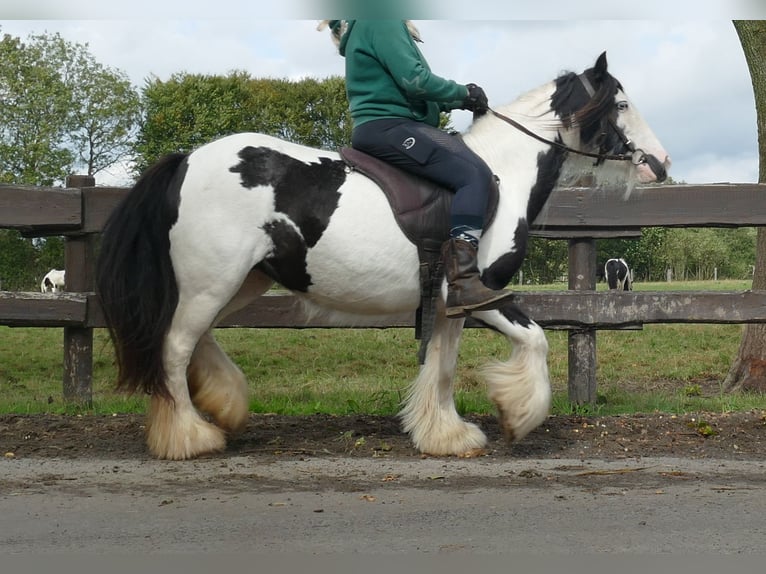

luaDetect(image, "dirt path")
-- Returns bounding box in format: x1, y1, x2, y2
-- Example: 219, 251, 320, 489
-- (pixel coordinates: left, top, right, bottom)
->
2, 411, 765, 554
2, 411, 765, 463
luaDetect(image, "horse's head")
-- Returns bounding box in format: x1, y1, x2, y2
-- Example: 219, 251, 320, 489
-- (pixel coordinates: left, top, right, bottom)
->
553, 52, 671, 184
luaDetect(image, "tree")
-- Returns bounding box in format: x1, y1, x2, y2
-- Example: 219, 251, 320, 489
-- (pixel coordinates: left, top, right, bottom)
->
134, 72, 353, 173
725, 20, 766, 392
0, 29, 141, 184
0, 32, 74, 185
66, 53, 142, 177
0, 29, 141, 290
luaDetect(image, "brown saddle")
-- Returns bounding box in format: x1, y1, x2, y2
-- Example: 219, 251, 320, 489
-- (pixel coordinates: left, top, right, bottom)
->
339, 147, 499, 364
339, 147, 498, 247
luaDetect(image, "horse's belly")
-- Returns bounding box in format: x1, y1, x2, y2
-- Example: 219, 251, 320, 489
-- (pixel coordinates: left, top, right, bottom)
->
302, 178, 422, 315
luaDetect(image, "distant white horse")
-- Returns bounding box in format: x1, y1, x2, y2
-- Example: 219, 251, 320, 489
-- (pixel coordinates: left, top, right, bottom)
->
605, 258, 632, 290
97, 52, 669, 460
41, 269, 66, 293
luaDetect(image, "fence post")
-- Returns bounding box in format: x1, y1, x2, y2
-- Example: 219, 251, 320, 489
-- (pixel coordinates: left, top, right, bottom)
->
63, 174, 96, 407
567, 238, 597, 405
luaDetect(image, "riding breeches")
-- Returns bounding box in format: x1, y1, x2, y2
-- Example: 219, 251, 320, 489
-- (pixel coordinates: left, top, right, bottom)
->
351, 118, 494, 230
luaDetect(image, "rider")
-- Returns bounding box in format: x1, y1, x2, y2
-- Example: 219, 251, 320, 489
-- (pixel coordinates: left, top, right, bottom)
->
320, 19, 514, 318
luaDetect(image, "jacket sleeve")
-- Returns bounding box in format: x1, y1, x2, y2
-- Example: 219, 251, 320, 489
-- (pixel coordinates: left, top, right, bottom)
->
369, 21, 468, 108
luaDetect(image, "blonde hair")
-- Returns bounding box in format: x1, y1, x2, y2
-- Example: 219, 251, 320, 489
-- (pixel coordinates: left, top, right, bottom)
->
317, 20, 422, 51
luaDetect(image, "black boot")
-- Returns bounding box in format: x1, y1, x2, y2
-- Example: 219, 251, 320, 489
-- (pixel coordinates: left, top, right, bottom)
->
442, 237, 514, 318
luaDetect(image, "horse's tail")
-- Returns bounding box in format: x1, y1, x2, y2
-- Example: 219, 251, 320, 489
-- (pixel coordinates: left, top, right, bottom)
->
96, 153, 189, 399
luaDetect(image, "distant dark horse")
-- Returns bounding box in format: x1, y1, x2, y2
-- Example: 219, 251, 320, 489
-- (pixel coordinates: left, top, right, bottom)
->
96, 53, 669, 459
605, 258, 633, 290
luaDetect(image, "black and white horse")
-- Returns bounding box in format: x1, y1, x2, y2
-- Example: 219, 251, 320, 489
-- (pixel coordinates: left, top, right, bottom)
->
41, 269, 65, 293
96, 53, 669, 459
605, 258, 633, 290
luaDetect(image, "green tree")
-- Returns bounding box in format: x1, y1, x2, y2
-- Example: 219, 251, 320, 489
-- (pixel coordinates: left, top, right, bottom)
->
0, 32, 73, 185
0, 29, 141, 183
134, 72, 353, 172
725, 20, 766, 392
0, 29, 141, 290
66, 55, 141, 177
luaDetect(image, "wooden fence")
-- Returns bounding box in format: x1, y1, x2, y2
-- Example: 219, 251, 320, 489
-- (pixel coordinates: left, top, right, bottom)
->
2, 176, 766, 406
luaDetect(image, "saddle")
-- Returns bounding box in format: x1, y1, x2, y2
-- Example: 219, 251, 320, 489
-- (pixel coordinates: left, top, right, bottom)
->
339, 147, 499, 363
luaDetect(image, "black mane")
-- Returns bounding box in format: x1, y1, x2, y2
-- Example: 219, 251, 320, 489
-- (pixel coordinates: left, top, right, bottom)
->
550, 66, 622, 145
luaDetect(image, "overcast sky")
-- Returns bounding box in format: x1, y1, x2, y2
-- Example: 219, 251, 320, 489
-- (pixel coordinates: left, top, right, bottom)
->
0, 12, 762, 186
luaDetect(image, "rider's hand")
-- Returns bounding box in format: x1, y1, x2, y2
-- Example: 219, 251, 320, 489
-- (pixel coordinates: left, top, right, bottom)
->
462, 83, 489, 114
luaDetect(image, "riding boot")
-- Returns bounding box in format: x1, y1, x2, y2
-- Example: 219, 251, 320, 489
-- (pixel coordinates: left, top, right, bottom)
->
441, 237, 514, 318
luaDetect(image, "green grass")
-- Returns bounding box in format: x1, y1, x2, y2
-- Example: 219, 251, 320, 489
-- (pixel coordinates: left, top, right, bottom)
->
0, 279, 764, 416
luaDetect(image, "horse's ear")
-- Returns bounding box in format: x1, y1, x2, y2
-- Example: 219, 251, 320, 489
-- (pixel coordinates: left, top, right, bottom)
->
594, 51, 608, 80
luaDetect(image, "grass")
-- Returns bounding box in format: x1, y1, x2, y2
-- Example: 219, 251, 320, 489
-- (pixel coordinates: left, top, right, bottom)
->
0, 279, 764, 416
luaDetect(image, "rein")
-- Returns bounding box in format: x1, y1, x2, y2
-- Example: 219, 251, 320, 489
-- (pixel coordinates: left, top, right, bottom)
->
488, 107, 648, 166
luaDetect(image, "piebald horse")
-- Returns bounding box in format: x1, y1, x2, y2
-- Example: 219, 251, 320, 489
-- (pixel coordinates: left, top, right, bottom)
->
97, 53, 669, 459
605, 258, 633, 290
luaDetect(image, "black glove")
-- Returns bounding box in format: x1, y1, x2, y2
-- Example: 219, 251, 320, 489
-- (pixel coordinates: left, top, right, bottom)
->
462, 83, 489, 113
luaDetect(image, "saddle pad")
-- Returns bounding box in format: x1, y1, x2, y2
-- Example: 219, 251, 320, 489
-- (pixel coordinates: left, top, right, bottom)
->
339, 147, 498, 248
340, 147, 452, 246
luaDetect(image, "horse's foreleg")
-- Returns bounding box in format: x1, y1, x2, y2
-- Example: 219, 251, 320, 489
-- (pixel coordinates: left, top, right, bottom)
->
472, 309, 551, 442
400, 310, 488, 455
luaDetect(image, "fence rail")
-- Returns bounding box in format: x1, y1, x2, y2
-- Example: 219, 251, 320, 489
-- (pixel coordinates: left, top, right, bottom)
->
2, 177, 766, 406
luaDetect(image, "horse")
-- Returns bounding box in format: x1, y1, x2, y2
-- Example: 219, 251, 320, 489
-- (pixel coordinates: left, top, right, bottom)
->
96, 52, 670, 460
41, 269, 66, 293
605, 258, 633, 290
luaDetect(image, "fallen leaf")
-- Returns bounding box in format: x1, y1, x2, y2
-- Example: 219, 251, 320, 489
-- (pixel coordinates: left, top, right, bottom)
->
458, 448, 488, 458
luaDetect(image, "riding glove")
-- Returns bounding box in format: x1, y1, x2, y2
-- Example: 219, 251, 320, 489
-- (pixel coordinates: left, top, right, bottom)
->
462, 83, 489, 113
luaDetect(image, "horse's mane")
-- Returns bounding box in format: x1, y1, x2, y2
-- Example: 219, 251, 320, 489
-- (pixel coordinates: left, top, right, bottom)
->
550, 69, 623, 145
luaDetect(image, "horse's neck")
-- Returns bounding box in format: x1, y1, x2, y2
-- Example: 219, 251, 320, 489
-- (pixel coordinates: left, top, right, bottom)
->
462, 81, 569, 269
462, 82, 564, 182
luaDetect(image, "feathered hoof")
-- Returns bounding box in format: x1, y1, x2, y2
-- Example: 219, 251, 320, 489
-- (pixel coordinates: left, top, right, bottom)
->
492, 397, 549, 444
192, 385, 250, 435
146, 398, 227, 460
408, 419, 488, 456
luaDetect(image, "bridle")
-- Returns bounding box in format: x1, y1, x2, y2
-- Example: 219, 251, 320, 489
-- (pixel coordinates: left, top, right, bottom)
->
486, 73, 655, 170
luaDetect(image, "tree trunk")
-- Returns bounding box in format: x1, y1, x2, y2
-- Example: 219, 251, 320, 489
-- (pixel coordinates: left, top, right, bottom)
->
724, 21, 766, 392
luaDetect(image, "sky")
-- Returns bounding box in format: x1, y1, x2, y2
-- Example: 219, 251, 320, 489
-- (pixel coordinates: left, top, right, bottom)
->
1, 2, 764, 186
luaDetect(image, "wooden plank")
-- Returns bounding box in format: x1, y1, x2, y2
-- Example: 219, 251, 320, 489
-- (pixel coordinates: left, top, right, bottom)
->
5, 183, 766, 236
0, 292, 87, 327
82, 290, 766, 329
536, 183, 766, 229
515, 290, 766, 327
81, 187, 127, 233
0, 185, 82, 233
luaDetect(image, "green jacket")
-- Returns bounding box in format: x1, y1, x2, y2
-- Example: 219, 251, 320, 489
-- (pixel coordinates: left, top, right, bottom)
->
339, 20, 468, 127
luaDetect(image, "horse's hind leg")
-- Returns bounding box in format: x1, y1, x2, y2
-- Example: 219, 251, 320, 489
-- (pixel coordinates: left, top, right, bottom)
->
187, 271, 274, 433
400, 309, 488, 455
147, 295, 228, 460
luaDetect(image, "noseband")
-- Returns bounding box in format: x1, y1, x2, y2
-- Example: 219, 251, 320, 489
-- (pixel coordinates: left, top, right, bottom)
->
488, 73, 658, 172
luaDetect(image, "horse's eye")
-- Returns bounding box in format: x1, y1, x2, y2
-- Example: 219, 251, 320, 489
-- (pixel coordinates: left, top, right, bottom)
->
616, 101, 629, 112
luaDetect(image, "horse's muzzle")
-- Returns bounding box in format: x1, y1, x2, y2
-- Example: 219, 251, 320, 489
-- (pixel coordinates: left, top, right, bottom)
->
645, 153, 668, 183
